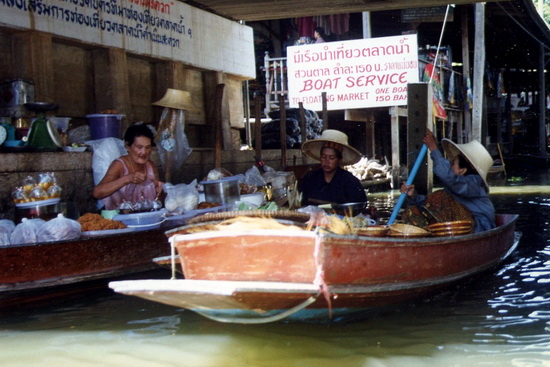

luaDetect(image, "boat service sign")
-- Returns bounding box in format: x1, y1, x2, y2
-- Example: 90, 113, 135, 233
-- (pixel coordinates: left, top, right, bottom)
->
287, 35, 419, 111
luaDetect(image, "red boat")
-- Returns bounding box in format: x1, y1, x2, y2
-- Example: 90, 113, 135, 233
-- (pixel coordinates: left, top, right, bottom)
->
110, 214, 520, 324
0, 227, 170, 297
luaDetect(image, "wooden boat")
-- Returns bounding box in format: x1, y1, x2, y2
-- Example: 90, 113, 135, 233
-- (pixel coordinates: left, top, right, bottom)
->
0, 227, 171, 298
109, 214, 520, 324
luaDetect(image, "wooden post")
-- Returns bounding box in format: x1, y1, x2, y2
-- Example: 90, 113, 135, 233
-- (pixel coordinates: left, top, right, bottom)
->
472, 3, 485, 142
390, 106, 401, 189
254, 94, 263, 162
299, 102, 307, 164
321, 92, 328, 130
279, 95, 287, 169
407, 83, 433, 195
14, 32, 55, 103
214, 84, 225, 168
539, 42, 546, 154
461, 6, 471, 143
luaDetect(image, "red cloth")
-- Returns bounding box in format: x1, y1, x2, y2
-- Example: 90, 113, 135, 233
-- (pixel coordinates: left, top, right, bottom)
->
297, 17, 315, 38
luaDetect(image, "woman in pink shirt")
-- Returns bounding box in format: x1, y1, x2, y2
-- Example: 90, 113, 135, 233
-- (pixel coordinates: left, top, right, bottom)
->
93, 124, 163, 210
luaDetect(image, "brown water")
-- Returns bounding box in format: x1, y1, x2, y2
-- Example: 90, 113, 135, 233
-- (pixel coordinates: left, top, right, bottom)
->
1, 169, 549, 367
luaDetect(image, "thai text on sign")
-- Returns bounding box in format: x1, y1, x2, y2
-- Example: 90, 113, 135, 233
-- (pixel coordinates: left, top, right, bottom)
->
287, 35, 419, 111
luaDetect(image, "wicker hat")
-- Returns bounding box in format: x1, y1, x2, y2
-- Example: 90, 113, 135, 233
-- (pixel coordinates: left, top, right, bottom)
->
302, 129, 362, 165
441, 139, 494, 190
153, 88, 199, 111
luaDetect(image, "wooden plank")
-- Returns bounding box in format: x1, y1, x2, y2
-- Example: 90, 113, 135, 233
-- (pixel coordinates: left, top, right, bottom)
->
299, 102, 307, 164
472, 3, 485, 142
91, 48, 131, 130
254, 94, 263, 161
14, 32, 55, 103
390, 106, 400, 189
460, 6, 470, 143
321, 92, 328, 130
214, 84, 225, 168
407, 83, 433, 194
279, 95, 287, 169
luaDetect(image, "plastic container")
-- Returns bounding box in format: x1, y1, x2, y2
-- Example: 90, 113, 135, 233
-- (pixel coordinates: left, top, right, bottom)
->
200, 175, 243, 205
86, 114, 123, 140
165, 204, 227, 227
114, 210, 165, 225
239, 192, 264, 207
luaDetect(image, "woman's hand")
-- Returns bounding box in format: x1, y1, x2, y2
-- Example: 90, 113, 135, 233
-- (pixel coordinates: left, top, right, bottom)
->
400, 182, 416, 197
155, 180, 164, 196
423, 129, 438, 152
129, 171, 147, 185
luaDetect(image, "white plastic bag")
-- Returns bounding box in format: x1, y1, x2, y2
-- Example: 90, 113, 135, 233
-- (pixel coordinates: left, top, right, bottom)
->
163, 179, 199, 214
155, 109, 192, 182
37, 214, 81, 242
85, 137, 127, 186
0, 219, 15, 246
10, 218, 44, 245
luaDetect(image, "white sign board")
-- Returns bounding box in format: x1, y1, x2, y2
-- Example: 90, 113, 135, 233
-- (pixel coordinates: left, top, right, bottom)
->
287, 35, 419, 111
0, 0, 255, 79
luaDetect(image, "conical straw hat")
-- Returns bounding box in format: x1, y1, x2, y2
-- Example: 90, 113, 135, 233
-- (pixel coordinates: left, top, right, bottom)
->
301, 129, 362, 166
153, 89, 199, 111
441, 139, 494, 190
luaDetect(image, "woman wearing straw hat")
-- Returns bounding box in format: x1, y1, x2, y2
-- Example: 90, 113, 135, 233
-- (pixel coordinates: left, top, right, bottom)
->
400, 129, 495, 233
300, 129, 367, 206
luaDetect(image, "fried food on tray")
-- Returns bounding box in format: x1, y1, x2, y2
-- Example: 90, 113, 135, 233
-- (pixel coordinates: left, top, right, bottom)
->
78, 213, 127, 231
197, 201, 221, 209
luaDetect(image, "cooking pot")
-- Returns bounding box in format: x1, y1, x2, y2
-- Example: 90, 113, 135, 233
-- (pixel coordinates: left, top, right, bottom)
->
200, 175, 243, 205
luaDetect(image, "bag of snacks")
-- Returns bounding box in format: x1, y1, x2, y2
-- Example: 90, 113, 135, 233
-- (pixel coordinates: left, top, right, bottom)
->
37, 214, 81, 242
10, 218, 44, 245
0, 219, 15, 246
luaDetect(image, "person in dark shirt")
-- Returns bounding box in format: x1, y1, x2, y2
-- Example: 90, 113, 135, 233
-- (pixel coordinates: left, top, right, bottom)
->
300, 130, 366, 206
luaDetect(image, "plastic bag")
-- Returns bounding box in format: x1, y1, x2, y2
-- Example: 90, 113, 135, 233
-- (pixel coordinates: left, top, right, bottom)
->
85, 137, 127, 186
244, 166, 267, 188
37, 214, 81, 242
85, 137, 127, 209
0, 219, 15, 246
10, 218, 44, 245
206, 167, 234, 181
163, 179, 199, 214
155, 108, 192, 183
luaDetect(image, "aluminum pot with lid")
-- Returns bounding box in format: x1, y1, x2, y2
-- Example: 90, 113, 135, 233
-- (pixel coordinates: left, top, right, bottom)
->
200, 175, 243, 205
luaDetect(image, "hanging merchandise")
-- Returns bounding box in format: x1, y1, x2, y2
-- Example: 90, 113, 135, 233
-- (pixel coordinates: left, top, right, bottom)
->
466, 76, 474, 110
155, 108, 192, 184
497, 70, 506, 99
153, 88, 198, 183
423, 64, 447, 120
448, 71, 456, 106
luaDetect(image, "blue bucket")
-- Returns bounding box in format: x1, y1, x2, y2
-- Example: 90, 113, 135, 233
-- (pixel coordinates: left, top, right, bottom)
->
86, 114, 123, 140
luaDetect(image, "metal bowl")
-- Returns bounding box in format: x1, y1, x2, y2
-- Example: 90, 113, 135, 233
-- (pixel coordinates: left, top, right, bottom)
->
330, 202, 368, 216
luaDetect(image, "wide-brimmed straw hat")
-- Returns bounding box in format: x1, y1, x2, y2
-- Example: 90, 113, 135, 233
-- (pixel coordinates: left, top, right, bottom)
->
441, 139, 494, 190
302, 129, 362, 166
153, 88, 199, 111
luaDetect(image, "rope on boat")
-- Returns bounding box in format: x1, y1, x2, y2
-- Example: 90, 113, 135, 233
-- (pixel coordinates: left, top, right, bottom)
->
313, 227, 333, 318
192, 294, 320, 324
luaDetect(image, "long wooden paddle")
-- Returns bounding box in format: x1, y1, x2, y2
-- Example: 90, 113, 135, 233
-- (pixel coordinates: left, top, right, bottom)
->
387, 144, 428, 225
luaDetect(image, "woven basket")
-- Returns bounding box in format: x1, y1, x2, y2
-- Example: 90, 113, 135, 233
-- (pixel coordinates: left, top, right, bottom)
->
187, 210, 311, 225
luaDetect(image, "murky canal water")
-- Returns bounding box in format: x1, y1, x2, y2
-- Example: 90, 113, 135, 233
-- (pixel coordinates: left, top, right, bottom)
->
1, 168, 549, 367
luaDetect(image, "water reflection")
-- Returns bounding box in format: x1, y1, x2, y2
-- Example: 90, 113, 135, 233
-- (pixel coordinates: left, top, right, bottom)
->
1, 171, 550, 366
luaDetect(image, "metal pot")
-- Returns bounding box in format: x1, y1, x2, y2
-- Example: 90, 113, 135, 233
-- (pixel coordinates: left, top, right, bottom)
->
200, 175, 243, 205
0, 79, 35, 106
